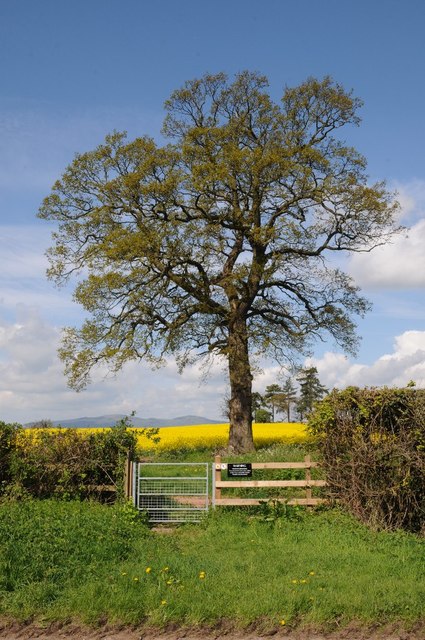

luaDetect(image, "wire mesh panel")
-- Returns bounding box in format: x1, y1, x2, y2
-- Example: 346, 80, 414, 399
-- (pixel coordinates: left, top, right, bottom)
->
135, 463, 209, 523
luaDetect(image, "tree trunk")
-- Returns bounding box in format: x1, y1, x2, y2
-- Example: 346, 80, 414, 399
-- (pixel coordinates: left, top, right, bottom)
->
227, 316, 255, 453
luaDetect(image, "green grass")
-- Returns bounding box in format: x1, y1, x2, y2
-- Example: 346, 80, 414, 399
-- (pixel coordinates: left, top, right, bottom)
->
144, 441, 314, 462
0, 499, 424, 631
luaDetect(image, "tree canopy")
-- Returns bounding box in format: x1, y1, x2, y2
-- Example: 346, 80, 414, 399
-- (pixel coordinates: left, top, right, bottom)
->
39, 71, 400, 452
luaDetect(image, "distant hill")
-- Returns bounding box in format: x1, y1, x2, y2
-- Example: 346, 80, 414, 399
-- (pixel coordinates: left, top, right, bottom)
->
25, 414, 222, 429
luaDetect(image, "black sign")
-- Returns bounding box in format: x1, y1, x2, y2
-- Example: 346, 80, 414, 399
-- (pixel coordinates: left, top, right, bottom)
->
227, 463, 252, 478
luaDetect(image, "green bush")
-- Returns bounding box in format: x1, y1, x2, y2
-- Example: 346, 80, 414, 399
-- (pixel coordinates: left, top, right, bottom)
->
0, 422, 21, 495
309, 387, 425, 532
0, 417, 157, 501
14, 425, 136, 500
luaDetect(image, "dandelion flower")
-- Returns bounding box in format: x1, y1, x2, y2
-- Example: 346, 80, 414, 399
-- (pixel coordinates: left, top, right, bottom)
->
145, 567, 152, 574
133, 577, 139, 582
166, 579, 173, 585
280, 620, 286, 626
161, 599, 167, 606
309, 571, 315, 576
199, 571, 206, 579
291, 579, 298, 584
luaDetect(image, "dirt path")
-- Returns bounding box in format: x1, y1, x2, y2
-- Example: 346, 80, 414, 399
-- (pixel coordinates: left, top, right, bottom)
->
1, 621, 424, 640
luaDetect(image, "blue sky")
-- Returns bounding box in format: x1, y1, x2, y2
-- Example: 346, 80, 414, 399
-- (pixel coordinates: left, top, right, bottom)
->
1, 0, 425, 423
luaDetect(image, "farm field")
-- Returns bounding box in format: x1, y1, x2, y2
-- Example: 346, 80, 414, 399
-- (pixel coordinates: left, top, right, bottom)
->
135, 421, 308, 451
21, 421, 309, 451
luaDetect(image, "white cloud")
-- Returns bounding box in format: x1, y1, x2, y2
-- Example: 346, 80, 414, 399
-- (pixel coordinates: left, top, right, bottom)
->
2, 305, 425, 425
308, 330, 425, 390
252, 364, 292, 390
0, 223, 229, 424
393, 330, 425, 355
0, 223, 50, 254
348, 180, 425, 289
0, 227, 49, 278
0, 225, 81, 321
394, 179, 425, 223
0, 306, 228, 424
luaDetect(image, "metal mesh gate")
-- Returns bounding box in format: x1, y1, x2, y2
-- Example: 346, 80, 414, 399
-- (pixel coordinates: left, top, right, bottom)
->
134, 462, 209, 523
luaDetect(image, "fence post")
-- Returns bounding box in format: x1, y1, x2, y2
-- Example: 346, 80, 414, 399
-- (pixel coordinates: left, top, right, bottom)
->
214, 455, 222, 506
304, 454, 312, 503
124, 451, 133, 500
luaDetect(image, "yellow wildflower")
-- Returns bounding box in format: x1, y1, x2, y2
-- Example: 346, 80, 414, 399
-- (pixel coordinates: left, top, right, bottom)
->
145, 567, 152, 574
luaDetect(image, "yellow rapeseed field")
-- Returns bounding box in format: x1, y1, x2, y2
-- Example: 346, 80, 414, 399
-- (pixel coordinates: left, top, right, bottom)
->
21, 422, 308, 451
135, 422, 308, 451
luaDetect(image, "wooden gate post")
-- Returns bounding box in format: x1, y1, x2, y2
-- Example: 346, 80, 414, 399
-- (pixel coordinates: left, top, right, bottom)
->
304, 454, 312, 503
124, 451, 133, 500
214, 455, 222, 505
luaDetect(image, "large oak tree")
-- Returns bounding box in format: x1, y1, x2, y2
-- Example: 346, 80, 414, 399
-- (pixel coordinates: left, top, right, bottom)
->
39, 72, 399, 452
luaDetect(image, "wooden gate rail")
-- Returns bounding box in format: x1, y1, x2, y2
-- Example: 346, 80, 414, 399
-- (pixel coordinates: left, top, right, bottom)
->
213, 455, 326, 507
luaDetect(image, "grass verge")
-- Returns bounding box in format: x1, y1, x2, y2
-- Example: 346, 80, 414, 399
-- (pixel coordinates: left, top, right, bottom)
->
0, 499, 423, 630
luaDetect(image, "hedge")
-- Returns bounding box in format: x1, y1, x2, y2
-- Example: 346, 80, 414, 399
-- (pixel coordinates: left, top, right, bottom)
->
309, 386, 425, 532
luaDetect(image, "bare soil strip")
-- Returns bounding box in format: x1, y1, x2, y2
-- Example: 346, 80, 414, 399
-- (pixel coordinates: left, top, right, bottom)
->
1, 620, 424, 640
